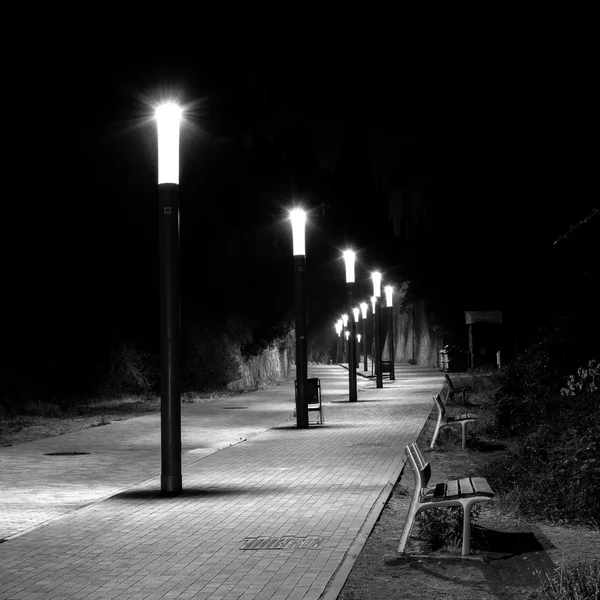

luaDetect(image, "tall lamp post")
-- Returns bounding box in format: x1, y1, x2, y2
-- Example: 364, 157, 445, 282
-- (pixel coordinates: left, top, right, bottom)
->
370, 296, 376, 376
341, 313, 348, 362
335, 320, 343, 363
385, 285, 395, 381
353, 307, 360, 367
372, 271, 383, 388
343, 251, 358, 402
156, 103, 183, 495
360, 302, 369, 372
290, 209, 309, 428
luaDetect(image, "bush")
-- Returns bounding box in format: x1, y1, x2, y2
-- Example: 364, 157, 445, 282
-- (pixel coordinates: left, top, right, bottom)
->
102, 341, 158, 398
491, 332, 575, 437
417, 505, 481, 551
484, 360, 600, 526
181, 317, 248, 392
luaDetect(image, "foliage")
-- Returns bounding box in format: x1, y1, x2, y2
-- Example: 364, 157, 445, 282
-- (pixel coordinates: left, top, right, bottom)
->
102, 341, 158, 399
417, 505, 481, 551
484, 359, 600, 526
561, 360, 599, 398
491, 331, 575, 437
181, 317, 248, 393
530, 561, 600, 600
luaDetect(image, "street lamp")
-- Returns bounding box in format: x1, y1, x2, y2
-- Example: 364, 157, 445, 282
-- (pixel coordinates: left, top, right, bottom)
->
343, 250, 358, 402
290, 209, 308, 428
335, 320, 343, 363
385, 285, 395, 381
353, 307, 360, 367
372, 271, 383, 388
341, 313, 348, 362
156, 102, 183, 495
360, 302, 369, 372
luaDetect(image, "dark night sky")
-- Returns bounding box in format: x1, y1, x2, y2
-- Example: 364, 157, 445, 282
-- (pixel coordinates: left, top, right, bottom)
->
6, 17, 599, 376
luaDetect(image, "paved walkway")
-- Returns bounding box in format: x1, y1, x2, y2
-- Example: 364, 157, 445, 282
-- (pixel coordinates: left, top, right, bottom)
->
0, 364, 443, 600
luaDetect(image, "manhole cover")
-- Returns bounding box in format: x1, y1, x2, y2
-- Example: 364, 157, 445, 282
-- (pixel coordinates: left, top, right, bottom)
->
44, 452, 90, 456
240, 536, 325, 550
223, 406, 249, 409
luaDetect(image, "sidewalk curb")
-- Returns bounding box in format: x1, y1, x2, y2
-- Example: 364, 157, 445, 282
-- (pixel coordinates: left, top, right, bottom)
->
321, 458, 408, 600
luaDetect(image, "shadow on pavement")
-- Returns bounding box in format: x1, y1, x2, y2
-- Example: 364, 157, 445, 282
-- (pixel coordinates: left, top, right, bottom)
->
113, 488, 243, 500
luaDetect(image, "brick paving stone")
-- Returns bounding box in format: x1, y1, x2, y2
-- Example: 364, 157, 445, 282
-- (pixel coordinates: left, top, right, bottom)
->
0, 365, 444, 599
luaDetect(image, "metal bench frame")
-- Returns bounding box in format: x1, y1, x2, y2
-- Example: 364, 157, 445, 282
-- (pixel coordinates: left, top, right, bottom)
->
431, 393, 477, 449
397, 443, 495, 556
294, 378, 324, 424
445, 373, 471, 404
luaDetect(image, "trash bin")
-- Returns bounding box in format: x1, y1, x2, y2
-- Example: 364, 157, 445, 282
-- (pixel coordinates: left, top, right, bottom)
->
439, 349, 449, 371
444, 345, 468, 372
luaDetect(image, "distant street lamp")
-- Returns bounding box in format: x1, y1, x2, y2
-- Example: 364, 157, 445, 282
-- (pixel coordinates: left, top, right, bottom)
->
341, 313, 349, 362
360, 302, 369, 372
353, 307, 360, 367
372, 271, 383, 388
156, 102, 183, 495
343, 250, 358, 402
370, 297, 376, 376
335, 319, 343, 362
385, 285, 395, 381
290, 209, 308, 428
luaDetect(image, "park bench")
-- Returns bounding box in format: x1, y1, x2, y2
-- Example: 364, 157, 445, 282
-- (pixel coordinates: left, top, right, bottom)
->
445, 373, 471, 404
381, 360, 393, 378
302, 378, 324, 424
431, 393, 477, 449
397, 443, 495, 556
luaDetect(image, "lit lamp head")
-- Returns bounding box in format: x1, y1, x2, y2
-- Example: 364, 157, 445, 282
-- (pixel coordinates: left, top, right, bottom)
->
335, 321, 342, 336
372, 271, 382, 298
357, 333, 362, 343
155, 103, 182, 184
289, 209, 306, 256
385, 285, 393, 308
342, 314, 348, 327
353, 307, 360, 322
342, 250, 356, 283
371, 296, 376, 314
360, 302, 368, 319
345, 330, 350, 340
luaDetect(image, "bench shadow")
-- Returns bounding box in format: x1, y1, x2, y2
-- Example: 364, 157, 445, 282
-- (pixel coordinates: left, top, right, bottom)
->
471, 440, 507, 453
473, 524, 556, 557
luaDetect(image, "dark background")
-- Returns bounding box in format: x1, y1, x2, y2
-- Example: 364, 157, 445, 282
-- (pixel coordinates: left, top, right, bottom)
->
4, 17, 598, 401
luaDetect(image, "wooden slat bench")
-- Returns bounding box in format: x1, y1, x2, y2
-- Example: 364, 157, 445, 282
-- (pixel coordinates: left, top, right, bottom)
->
397, 443, 495, 556
431, 393, 477, 449
445, 373, 472, 404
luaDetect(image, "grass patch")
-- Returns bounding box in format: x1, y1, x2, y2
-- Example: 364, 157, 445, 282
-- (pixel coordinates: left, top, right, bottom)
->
530, 561, 600, 600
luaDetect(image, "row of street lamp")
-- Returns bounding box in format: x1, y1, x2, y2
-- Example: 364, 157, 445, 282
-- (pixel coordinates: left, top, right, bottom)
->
289, 210, 397, 427
153, 102, 396, 492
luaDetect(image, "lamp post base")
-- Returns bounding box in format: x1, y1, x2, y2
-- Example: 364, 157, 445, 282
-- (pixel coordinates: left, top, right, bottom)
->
161, 475, 182, 495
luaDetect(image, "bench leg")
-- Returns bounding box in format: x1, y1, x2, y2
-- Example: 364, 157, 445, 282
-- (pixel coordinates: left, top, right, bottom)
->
397, 503, 420, 554
430, 412, 443, 449
461, 500, 478, 555
460, 422, 468, 449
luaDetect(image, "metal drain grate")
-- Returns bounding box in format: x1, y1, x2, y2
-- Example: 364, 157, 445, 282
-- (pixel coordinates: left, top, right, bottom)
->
44, 452, 90, 456
240, 536, 325, 550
